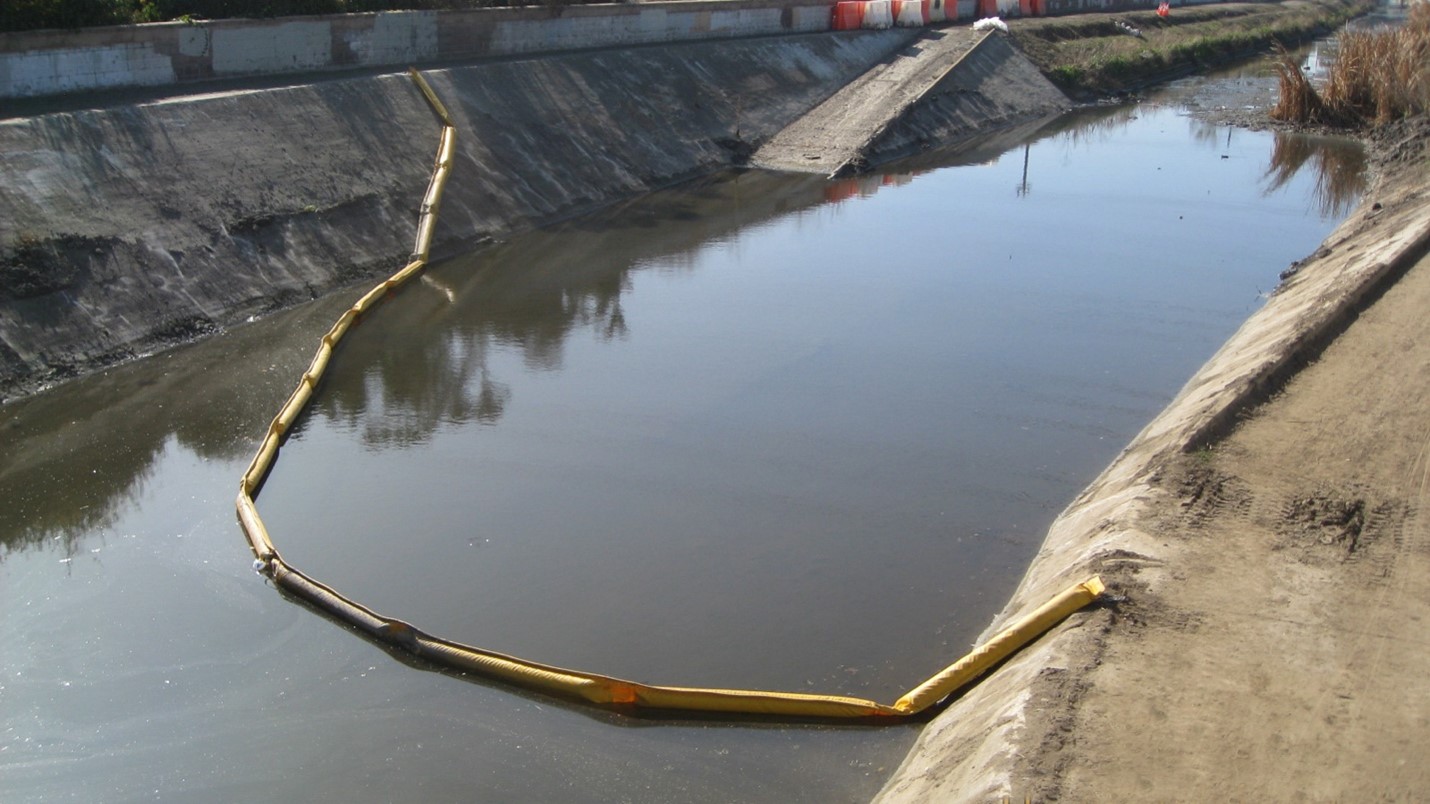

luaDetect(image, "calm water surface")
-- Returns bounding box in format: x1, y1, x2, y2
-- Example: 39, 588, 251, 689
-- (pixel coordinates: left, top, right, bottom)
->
1, 90, 1363, 801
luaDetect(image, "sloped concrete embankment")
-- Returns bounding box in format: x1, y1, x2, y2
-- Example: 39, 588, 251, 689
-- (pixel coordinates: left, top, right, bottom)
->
0, 30, 911, 401
864, 31, 1069, 169
753, 30, 1070, 175
875, 142, 1430, 801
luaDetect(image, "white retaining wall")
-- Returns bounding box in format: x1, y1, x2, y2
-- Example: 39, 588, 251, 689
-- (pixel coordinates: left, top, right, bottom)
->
0, 2, 833, 100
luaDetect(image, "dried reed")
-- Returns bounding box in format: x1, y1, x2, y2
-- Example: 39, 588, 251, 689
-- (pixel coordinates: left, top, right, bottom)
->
1272, 3, 1430, 127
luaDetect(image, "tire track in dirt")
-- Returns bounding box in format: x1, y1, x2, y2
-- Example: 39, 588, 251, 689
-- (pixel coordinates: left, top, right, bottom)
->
1055, 248, 1430, 799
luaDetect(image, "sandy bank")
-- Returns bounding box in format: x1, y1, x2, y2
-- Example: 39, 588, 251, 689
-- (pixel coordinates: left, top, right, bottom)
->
876, 116, 1430, 800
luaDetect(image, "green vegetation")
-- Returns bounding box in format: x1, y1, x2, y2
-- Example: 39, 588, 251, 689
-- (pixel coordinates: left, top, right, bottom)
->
0, 0, 572, 33
1192, 446, 1216, 467
1049, 64, 1086, 85
1272, 3, 1430, 127
1009, 0, 1374, 100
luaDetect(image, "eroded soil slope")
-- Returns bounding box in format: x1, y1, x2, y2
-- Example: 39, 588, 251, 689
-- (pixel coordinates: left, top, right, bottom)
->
1018, 117, 1430, 799
878, 110, 1430, 801
1051, 225, 1430, 801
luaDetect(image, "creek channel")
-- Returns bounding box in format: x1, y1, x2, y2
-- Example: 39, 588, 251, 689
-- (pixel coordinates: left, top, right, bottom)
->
1, 69, 1364, 801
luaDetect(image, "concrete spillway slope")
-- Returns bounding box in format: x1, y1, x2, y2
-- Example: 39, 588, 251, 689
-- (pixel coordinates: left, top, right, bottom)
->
0, 30, 913, 401
752, 29, 1070, 176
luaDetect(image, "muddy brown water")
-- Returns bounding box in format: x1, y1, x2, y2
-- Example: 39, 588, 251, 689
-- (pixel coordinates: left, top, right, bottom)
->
1, 86, 1363, 800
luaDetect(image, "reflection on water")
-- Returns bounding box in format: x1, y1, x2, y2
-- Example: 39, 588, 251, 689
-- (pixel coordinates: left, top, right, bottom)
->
1, 84, 1367, 802
303, 170, 832, 451
253, 101, 1365, 701
2, 93, 1366, 635
1264, 131, 1368, 218
0, 292, 354, 555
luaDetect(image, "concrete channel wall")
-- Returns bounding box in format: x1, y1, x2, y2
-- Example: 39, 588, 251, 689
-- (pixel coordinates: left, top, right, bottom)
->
0, 1, 834, 100
0, 0, 1236, 101
751, 28, 1070, 174
0, 29, 917, 399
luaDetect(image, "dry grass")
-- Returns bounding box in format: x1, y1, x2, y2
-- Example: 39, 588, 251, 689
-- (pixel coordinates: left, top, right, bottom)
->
1273, 3, 1430, 126
1271, 43, 1331, 122
1011, 0, 1372, 99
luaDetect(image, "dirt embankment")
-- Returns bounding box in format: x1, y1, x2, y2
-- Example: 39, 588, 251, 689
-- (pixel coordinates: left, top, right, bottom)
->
878, 5, 1430, 799
1022, 118, 1430, 800
876, 88, 1430, 804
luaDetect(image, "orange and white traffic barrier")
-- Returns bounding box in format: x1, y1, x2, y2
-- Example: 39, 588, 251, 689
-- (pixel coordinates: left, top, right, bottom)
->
893, 0, 929, 26
832, 0, 866, 30
863, 0, 894, 29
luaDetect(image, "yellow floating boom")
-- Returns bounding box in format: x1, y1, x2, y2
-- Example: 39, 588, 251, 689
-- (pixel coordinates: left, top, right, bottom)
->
235, 67, 1105, 720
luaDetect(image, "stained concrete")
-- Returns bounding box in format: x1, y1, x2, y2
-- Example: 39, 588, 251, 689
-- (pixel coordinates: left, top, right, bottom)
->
0, 24, 1082, 403
0, 30, 914, 401
753, 29, 1070, 175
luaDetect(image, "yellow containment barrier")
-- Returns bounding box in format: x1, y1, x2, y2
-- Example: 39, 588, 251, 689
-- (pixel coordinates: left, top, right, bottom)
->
235, 68, 1106, 720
